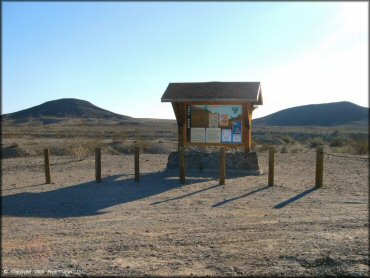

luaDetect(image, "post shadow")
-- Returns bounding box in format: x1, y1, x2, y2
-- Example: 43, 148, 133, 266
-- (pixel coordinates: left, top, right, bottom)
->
212, 185, 270, 207
151, 183, 220, 205
1, 171, 208, 219
273, 187, 318, 209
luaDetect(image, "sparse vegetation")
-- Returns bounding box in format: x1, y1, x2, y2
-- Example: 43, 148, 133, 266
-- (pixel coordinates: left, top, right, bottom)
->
280, 146, 288, 153
306, 137, 324, 148
280, 135, 295, 145
1, 115, 368, 158
329, 137, 347, 147
352, 140, 369, 154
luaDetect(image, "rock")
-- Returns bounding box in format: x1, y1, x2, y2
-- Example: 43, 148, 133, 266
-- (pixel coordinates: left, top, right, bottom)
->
166, 149, 260, 173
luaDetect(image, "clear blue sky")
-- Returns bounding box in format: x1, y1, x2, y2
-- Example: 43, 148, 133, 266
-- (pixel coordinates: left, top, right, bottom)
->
3, 2, 368, 119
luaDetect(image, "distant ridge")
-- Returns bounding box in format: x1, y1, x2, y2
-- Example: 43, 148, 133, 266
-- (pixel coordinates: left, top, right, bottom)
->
2, 98, 131, 121
253, 101, 369, 126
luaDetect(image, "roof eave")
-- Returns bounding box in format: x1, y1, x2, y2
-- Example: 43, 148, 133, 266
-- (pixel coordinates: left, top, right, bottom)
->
161, 98, 260, 103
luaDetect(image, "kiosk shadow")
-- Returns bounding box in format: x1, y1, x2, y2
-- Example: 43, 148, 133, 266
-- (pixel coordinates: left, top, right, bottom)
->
274, 187, 318, 209
2, 171, 208, 219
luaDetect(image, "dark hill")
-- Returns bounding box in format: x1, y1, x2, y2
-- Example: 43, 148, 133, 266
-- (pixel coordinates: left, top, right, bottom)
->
253, 101, 369, 126
2, 98, 132, 121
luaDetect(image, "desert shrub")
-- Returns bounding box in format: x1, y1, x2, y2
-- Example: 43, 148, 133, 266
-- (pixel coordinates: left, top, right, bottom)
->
111, 132, 128, 142
329, 137, 346, 147
307, 137, 324, 148
257, 144, 271, 152
280, 146, 288, 153
333, 141, 368, 155
351, 140, 369, 154
251, 139, 271, 152
135, 140, 154, 153
331, 130, 339, 136
68, 139, 102, 158
280, 135, 295, 145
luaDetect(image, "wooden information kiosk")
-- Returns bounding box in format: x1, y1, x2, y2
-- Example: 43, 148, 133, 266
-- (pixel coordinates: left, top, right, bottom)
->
161, 82, 263, 154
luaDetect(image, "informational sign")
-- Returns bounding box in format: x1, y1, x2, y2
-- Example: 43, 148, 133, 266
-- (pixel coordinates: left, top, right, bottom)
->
186, 105, 191, 141
232, 133, 242, 143
191, 128, 205, 142
221, 129, 232, 143
232, 121, 241, 134
206, 128, 221, 143
219, 114, 229, 127
186, 105, 243, 144
209, 113, 219, 128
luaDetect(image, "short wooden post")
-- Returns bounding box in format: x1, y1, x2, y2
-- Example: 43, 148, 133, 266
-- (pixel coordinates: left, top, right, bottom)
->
134, 146, 140, 182
315, 146, 324, 188
95, 147, 101, 182
179, 146, 185, 183
220, 147, 226, 185
44, 148, 51, 184
268, 146, 274, 186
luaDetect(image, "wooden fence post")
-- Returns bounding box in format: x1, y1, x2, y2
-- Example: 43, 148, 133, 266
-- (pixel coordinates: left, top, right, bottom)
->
268, 146, 274, 186
315, 146, 324, 188
135, 146, 140, 182
179, 146, 185, 183
220, 147, 226, 185
44, 148, 51, 184
95, 147, 101, 182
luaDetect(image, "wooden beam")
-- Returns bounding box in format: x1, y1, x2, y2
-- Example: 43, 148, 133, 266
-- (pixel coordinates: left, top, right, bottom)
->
172, 102, 184, 151
182, 103, 187, 148
179, 146, 186, 183
247, 103, 252, 153
243, 103, 251, 153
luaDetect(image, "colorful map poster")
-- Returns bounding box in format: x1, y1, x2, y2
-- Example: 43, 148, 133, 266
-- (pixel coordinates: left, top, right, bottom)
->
232, 121, 241, 134
187, 105, 242, 144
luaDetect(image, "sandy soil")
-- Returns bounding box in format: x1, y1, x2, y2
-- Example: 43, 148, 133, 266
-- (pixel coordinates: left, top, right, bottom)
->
1, 151, 369, 276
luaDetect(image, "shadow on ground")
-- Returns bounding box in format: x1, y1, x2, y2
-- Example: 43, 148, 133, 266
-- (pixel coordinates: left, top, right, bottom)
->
274, 187, 318, 209
212, 185, 270, 207
2, 171, 216, 219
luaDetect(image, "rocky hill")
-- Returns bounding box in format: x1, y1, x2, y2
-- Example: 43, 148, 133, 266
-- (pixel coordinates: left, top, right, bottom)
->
2, 98, 132, 124
253, 101, 368, 126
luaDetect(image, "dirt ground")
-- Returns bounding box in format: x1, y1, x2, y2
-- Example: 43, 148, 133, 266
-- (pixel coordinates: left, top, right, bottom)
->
1, 151, 369, 276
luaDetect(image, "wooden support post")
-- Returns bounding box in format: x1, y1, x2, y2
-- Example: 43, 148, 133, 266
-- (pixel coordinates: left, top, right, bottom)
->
220, 147, 226, 185
44, 148, 51, 184
178, 124, 183, 152
315, 146, 324, 188
244, 103, 252, 153
95, 147, 101, 183
179, 146, 186, 183
268, 146, 274, 186
135, 146, 140, 182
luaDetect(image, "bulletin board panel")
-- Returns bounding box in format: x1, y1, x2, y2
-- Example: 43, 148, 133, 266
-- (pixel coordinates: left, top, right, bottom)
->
183, 102, 248, 147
